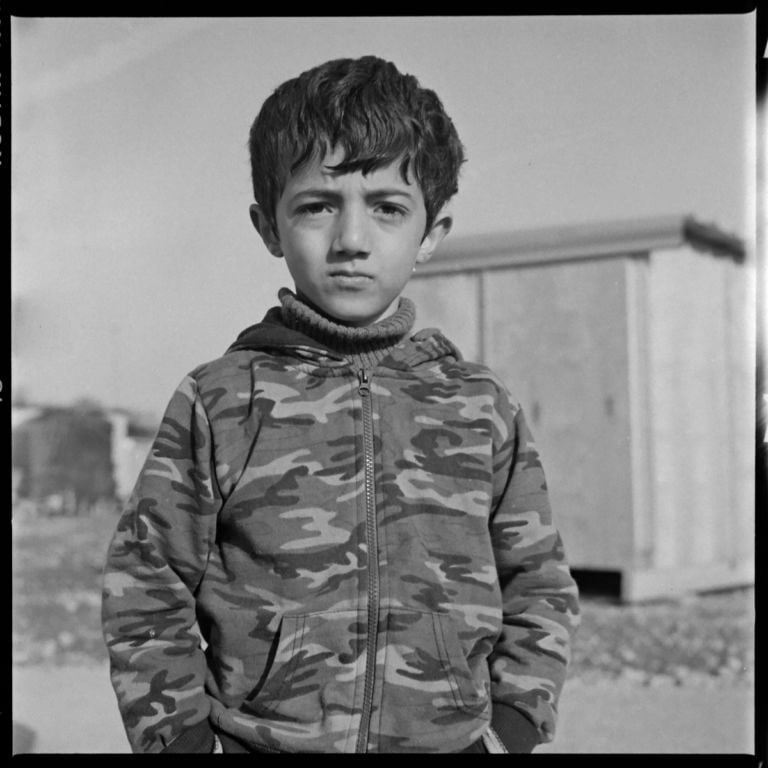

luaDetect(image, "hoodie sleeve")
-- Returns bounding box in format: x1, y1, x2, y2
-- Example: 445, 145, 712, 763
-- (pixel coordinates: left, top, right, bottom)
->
101, 374, 221, 753
487, 391, 580, 747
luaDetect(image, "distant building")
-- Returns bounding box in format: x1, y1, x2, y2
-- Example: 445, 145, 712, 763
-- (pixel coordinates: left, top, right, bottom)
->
409, 214, 753, 601
12, 403, 116, 511
12, 402, 158, 509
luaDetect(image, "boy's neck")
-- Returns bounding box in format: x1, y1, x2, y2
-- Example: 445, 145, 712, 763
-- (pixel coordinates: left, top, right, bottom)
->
278, 288, 415, 370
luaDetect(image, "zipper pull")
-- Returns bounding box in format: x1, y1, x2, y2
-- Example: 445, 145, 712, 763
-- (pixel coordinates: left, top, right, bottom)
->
358, 369, 371, 395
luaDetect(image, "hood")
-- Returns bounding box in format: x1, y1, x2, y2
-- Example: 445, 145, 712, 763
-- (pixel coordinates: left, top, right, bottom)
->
226, 307, 462, 369
227, 307, 334, 355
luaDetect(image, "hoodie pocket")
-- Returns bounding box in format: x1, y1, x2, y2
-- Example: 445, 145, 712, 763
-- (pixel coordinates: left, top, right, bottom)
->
240, 609, 364, 722
380, 608, 489, 719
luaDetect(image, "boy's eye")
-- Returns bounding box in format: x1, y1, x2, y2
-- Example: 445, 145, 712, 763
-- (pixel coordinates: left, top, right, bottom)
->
293, 200, 408, 219
375, 203, 407, 218
296, 202, 333, 216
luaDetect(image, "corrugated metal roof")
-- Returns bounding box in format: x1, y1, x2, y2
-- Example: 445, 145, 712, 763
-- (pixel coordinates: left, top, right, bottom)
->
415, 214, 745, 276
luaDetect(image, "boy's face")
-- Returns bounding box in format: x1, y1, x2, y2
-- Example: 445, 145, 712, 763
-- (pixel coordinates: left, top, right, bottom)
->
251, 147, 451, 326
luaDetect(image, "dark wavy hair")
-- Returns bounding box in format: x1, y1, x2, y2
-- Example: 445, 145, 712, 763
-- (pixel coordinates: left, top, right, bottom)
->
248, 56, 466, 237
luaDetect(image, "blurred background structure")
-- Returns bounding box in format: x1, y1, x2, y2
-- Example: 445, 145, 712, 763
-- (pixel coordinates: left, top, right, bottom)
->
11, 14, 758, 755
411, 214, 754, 601
13, 401, 156, 511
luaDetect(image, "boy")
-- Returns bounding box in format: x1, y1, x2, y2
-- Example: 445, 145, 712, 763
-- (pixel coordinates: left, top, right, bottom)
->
101, 55, 580, 754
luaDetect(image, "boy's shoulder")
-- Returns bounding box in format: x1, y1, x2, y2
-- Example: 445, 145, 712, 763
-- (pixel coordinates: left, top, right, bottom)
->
436, 354, 508, 387
186, 347, 294, 392
398, 328, 523, 421
436, 356, 521, 414
173, 348, 304, 430
416, 328, 515, 394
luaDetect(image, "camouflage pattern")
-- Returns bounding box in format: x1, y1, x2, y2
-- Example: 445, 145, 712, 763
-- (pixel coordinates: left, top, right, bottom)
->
101, 323, 580, 753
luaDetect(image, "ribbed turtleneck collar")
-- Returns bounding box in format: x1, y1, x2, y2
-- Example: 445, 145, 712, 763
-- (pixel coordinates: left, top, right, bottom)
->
278, 288, 415, 371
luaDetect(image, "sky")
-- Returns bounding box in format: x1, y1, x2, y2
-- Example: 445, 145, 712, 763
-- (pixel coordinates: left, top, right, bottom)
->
11, 15, 757, 419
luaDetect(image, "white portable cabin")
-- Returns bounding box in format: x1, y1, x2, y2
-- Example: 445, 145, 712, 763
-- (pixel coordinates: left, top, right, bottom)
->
408, 214, 754, 602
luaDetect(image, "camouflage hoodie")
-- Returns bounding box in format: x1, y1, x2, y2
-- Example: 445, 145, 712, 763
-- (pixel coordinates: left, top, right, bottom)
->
101, 300, 580, 754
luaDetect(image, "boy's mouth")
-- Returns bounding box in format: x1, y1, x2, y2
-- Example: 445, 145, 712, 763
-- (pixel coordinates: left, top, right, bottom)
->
329, 270, 373, 287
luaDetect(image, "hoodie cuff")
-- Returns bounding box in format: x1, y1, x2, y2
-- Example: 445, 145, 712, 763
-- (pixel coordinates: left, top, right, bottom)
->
161, 719, 216, 753
491, 703, 540, 753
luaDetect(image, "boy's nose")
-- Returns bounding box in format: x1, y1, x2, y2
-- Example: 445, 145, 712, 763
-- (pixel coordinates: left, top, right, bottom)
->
332, 206, 371, 256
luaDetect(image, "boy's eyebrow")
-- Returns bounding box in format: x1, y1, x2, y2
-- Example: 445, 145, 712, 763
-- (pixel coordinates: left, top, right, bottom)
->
366, 188, 417, 201
287, 188, 417, 204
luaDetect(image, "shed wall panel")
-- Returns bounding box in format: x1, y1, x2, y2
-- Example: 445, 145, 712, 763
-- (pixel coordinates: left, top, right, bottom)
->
482, 258, 634, 569
647, 248, 732, 569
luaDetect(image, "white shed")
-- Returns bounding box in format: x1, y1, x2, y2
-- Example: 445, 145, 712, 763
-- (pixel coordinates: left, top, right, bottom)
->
408, 214, 754, 602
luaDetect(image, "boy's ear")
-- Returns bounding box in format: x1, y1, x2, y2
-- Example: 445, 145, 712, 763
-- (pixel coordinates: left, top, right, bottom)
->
249, 204, 283, 258
416, 208, 453, 264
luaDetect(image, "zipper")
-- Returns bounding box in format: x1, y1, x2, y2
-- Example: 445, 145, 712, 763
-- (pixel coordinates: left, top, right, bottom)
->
355, 368, 379, 753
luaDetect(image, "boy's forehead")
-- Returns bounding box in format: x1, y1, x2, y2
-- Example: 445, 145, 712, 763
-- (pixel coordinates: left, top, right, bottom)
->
285, 146, 418, 191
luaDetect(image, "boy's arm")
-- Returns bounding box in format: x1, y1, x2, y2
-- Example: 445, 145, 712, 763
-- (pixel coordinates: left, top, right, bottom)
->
487, 393, 580, 751
101, 374, 221, 753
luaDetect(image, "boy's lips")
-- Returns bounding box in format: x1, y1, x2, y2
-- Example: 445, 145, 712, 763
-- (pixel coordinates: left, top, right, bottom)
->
328, 270, 374, 287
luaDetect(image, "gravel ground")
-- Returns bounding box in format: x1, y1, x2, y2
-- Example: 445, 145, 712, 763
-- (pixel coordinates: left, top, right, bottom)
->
12, 504, 755, 690
570, 589, 754, 688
